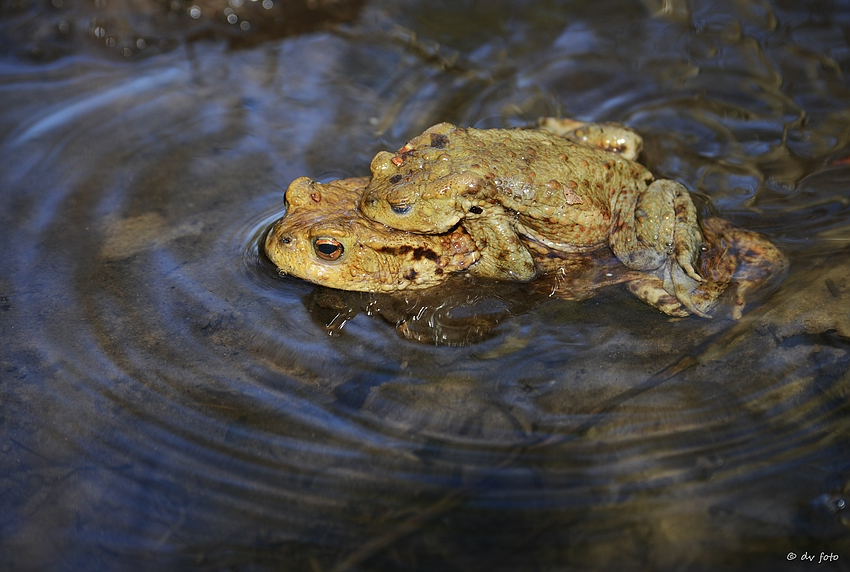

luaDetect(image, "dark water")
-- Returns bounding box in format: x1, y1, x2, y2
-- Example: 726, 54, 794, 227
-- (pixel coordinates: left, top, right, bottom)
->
2, 1, 850, 571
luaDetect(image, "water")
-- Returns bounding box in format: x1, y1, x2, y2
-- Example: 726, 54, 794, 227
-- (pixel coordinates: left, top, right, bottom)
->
1, 1, 849, 571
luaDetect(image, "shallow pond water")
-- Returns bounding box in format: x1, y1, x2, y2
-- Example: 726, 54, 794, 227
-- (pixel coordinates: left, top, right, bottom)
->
1, 1, 849, 571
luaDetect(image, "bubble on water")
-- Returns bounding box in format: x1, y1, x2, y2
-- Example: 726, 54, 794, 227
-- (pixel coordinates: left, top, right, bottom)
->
227, 14, 238, 24
813, 493, 848, 514
51, 0, 63, 7
105, 36, 116, 47
93, 26, 106, 38
240, 21, 251, 30
122, 47, 132, 57
229, 0, 244, 7
57, 20, 69, 33
136, 38, 146, 49
262, 0, 273, 8
188, 6, 201, 18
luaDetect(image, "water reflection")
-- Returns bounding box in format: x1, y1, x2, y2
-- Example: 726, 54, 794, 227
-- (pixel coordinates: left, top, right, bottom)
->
0, 0, 364, 60
1, 1, 849, 571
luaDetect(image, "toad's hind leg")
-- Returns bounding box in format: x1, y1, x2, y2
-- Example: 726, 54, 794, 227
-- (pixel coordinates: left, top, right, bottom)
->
611, 180, 703, 278
464, 217, 537, 281
611, 179, 708, 316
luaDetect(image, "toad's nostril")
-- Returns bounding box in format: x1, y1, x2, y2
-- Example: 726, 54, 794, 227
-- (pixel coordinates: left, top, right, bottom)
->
280, 234, 292, 245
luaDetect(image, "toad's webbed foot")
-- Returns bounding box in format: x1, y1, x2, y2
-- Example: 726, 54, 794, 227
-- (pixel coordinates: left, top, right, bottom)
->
625, 258, 728, 318
626, 275, 691, 317
689, 217, 789, 319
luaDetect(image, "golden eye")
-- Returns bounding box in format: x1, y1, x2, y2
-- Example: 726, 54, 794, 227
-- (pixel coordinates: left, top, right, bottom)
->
314, 238, 344, 261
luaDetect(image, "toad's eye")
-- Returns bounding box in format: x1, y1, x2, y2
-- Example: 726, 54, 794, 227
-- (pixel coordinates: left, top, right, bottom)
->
314, 238, 344, 261
391, 203, 411, 215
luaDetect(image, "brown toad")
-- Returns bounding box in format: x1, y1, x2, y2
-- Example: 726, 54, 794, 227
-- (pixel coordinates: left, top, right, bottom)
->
264, 177, 480, 291
360, 120, 710, 315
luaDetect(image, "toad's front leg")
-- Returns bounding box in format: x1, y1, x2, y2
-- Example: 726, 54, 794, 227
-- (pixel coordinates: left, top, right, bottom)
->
464, 215, 538, 282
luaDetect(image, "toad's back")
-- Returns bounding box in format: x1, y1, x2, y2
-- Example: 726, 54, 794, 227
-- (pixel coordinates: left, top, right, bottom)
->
363, 122, 655, 250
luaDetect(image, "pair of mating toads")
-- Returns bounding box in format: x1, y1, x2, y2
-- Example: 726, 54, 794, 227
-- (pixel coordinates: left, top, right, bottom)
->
265, 119, 787, 319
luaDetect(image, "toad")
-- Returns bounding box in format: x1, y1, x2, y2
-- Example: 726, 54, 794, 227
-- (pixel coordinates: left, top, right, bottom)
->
264, 176, 480, 292
359, 120, 709, 315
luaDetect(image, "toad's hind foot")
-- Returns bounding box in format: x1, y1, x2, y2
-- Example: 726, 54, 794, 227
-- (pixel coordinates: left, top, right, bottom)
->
626, 261, 719, 318
537, 117, 644, 161
626, 275, 691, 317
699, 217, 789, 319
665, 260, 716, 318
653, 217, 789, 319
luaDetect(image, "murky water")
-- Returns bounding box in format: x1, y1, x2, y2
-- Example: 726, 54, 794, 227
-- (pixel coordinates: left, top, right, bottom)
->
2, 1, 849, 571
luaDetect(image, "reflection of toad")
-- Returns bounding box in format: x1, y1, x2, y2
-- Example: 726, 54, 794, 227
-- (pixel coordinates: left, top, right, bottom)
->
264, 173, 787, 319
359, 119, 718, 312
303, 280, 544, 346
